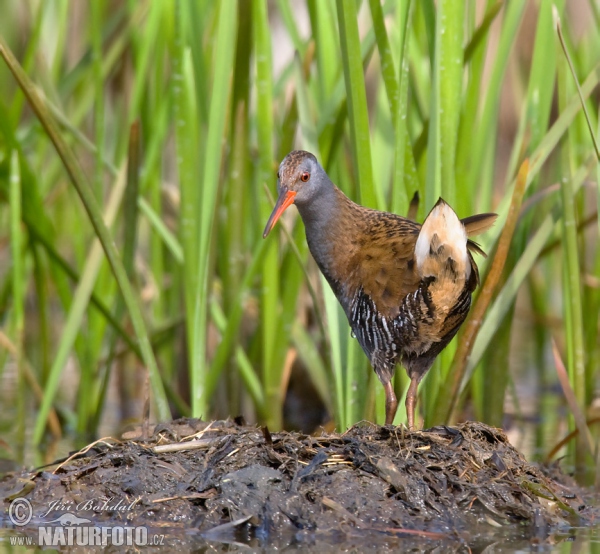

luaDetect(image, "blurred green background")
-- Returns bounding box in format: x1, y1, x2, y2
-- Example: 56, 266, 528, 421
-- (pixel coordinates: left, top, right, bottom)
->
0, 0, 598, 476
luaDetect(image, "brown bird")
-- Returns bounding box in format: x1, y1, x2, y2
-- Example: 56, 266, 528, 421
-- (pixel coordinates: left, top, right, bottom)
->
263, 150, 497, 428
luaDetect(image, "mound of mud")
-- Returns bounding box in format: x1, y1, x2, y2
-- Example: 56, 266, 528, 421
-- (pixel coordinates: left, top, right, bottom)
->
1, 419, 594, 549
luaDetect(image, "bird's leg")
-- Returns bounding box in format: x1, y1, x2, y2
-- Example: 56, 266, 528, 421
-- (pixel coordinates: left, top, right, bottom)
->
405, 377, 419, 429
383, 381, 398, 425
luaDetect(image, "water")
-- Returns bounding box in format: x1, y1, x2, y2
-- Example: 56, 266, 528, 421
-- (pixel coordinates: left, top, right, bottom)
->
0, 524, 599, 552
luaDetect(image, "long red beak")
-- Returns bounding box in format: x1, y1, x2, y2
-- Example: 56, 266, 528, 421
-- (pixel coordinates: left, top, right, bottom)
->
263, 189, 297, 238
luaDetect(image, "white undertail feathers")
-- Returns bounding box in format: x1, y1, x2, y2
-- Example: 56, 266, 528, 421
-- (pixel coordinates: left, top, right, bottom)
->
414, 199, 470, 284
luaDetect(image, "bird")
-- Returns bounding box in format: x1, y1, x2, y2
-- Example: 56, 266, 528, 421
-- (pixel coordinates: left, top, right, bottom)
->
263, 150, 497, 428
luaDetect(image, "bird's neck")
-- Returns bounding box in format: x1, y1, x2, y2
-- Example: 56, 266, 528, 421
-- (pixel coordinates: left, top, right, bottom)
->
296, 182, 338, 235
296, 184, 358, 287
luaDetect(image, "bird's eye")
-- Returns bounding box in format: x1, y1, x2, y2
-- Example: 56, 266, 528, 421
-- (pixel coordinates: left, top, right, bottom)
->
300, 172, 310, 182
277, 172, 280, 179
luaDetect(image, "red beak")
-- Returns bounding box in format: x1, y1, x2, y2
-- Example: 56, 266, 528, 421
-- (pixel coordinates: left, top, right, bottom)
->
263, 189, 297, 238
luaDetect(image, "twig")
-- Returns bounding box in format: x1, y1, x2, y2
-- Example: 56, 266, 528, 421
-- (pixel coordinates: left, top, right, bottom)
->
152, 437, 220, 454
53, 438, 119, 474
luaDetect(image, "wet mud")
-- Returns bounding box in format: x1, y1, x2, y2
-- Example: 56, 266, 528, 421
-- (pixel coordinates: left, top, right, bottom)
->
0, 419, 596, 551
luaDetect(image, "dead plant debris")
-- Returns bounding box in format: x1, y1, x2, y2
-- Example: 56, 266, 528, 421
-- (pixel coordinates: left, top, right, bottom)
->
0, 419, 596, 550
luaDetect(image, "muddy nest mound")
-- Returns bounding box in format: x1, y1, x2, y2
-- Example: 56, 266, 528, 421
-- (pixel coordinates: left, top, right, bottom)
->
1, 419, 594, 550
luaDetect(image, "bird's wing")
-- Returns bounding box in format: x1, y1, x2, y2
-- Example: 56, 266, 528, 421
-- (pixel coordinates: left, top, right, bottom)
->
339, 209, 496, 319
345, 215, 421, 319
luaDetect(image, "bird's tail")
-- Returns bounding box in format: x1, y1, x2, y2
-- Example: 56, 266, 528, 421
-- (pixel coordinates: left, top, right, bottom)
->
414, 198, 471, 313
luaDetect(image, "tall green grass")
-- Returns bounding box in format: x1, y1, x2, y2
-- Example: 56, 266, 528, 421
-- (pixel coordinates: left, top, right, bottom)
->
0, 1, 598, 474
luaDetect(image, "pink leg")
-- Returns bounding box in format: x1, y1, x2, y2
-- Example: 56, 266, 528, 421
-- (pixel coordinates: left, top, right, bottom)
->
405, 377, 419, 429
383, 381, 398, 425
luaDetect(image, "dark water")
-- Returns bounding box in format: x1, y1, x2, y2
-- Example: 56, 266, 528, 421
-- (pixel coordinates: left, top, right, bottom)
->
0, 524, 599, 552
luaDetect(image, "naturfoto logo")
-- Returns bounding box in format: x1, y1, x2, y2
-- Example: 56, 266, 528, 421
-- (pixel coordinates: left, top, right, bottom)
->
8, 497, 165, 547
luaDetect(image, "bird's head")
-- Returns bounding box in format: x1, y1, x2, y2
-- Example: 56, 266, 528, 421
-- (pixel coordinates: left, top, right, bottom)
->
263, 150, 324, 238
